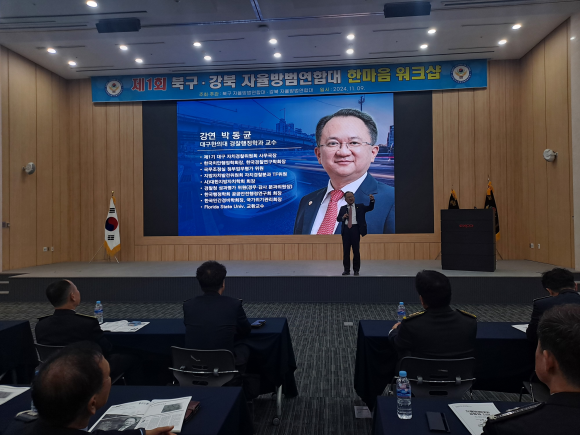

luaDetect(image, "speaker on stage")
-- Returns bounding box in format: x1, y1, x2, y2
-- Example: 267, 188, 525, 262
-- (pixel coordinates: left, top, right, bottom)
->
441, 209, 496, 272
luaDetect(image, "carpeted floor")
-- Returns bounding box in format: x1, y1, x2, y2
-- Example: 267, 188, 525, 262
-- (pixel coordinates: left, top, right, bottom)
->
0, 301, 534, 434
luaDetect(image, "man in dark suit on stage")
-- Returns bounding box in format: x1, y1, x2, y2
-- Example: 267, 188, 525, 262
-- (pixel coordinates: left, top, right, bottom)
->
389, 270, 477, 360
483, 305, 580, 435
4, 342, 174, 435
293, 108, 395, 235
183, 261, 252, 369
337, 191, 374, 275
526, 268, 580, 344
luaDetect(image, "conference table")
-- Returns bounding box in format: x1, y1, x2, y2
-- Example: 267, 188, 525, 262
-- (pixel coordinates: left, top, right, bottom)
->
0, 321, 37, 384
354, 321, 535, 407
104, 317, 298, 398
372, 396, 532, 435
0, 386, 253, 435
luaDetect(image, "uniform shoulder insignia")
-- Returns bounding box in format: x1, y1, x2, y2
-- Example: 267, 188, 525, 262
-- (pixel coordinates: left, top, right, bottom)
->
76, 313, 96, 319
457, 309, 477, 319
403, 311, 425, 320
533, 295, 550, 302
486, 403, 544, 424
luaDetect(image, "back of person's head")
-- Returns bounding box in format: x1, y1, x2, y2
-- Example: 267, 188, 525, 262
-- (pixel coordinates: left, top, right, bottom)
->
32, 341, 105, 427
541, 268, 575, 292
415, 270, 452, 308
196, 261, 227, 292
46, 280, 73, 307
537, 304, 580, 388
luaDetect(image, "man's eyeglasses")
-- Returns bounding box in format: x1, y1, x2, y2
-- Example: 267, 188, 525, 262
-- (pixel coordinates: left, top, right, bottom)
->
320, 141, 372, 149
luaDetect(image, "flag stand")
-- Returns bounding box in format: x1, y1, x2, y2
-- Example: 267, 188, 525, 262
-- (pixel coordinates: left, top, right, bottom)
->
89, 245, 119, 264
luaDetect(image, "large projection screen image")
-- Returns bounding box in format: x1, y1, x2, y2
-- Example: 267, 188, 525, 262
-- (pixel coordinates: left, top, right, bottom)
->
177, 93, 394, 236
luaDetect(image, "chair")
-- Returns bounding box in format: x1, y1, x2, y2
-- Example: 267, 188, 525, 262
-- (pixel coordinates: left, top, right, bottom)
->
390, 357, 476, 399
520, 372, 550, 402
169, 346, 238, 387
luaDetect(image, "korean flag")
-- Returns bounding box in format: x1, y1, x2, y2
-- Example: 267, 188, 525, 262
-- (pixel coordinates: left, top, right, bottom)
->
104, 196, 121, 256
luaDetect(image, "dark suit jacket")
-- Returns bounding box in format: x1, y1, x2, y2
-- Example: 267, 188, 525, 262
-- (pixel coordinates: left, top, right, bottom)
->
336, 200, 374, 237
293, 173, 395, 235
183, 292, 251, 355
389, 306, 477, 360
35, 309, 112, 356
526, 290, 580, 343
482, 392, 580, 435
4, 418, 142, 435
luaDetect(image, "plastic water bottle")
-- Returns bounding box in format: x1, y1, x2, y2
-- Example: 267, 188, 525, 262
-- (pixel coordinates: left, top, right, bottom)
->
397, 370, 412, 419
30, 369, 39, 413
94, 301, 103, 324
397, 302, 406, 321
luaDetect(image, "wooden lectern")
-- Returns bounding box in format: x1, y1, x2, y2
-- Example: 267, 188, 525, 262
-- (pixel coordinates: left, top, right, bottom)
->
441, 209, 496, 272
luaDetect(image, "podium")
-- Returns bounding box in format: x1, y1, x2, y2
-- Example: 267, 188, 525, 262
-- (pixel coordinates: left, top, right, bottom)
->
441, 209, 496, 272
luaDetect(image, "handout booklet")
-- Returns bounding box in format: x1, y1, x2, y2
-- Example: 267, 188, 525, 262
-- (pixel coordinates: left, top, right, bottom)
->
448, 403, 501, 435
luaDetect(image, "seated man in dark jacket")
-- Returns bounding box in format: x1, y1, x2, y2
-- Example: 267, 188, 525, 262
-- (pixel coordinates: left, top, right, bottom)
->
5, 342, 173, 435
183, 261, 252, 368
389, 270, 477, 360
527, 267, 580, 344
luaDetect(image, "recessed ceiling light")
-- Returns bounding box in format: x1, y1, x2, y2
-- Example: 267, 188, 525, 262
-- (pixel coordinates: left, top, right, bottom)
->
420, 44, 428, 49
498, 39, 507, 45
193, 42, 201, 47
204, 55, 212, 61
47, 48, 56, 54
269, 38, 277, 44
135, 58, 143, 63
428, 28, 436, 34
273, 52, 281, 58
347, 34, 355, 40
68, 61, 77, 66
512, 24, 522, 30
119, 45, 128, 50
571, 36, 576, 40
346, 48, 354, 54
86, 1, 97, 7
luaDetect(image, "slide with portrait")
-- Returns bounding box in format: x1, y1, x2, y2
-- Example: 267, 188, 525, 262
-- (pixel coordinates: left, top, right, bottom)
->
177, 93, 394, 236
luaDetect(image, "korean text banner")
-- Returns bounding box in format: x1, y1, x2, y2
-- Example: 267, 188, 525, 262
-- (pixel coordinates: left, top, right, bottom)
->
92, 59, 487, 102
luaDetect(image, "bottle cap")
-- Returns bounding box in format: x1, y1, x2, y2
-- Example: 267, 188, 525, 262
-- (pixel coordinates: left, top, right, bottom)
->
399, 370, 407, 377
399, 302, 404, 305
96, 301, 101, 304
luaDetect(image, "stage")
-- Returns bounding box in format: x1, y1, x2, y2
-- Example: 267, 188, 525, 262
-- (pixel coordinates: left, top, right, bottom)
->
1, 260, 576, 304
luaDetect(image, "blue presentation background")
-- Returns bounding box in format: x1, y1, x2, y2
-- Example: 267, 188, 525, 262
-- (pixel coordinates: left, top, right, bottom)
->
177, 93, 394, 236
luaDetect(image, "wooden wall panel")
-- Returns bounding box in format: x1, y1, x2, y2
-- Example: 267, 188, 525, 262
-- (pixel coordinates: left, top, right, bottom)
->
135, 245, 147, 261
432, 91, 445, 236
458, 90, 475, 209
68, 80, 81, 261
79, 77, 94, 261
174, 245, 188, 261
1, 46, 9, 270
442, 91, 460, 204
119, 101, 135, 262
161, 245, 174, 261
92, 103, 107, 261
473, 87, 491, 209
51, 74, 62, 264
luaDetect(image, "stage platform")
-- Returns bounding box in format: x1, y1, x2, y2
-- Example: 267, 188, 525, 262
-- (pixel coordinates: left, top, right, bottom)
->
2, 260, 576, 304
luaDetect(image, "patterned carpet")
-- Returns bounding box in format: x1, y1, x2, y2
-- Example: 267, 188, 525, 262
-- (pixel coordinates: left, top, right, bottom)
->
1, 301, 534, 435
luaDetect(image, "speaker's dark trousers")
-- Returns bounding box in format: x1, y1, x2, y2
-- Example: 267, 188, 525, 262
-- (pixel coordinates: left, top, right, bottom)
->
342, 224, 361, 272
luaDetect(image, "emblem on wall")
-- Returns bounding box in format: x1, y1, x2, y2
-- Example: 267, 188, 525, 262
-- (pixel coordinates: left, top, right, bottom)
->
450, 65, 472, 84
105, 79, 123, 97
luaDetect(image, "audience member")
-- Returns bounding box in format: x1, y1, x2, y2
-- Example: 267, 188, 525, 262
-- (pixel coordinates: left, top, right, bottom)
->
183, 261, 251, 369
483, 305, 580, 434
388, 270, 477, 360
527, 268, 580, 343
5, 342, 173, 435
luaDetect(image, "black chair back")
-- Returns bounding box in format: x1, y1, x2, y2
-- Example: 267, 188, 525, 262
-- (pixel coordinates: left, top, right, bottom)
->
170, 346, 237, 387
35, 343, 64, 364
398, 357, 476, 399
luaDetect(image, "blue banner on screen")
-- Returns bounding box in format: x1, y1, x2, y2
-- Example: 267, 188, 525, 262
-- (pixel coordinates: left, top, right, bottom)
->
92, 59, 487, 102
178, 94, 394, 236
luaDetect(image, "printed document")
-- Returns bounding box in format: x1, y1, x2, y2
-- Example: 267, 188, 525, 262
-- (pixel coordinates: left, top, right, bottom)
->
511, 324, 528, 333
449, 403, 500, 435
0, 386, 29, 406
100, 320, 149, 332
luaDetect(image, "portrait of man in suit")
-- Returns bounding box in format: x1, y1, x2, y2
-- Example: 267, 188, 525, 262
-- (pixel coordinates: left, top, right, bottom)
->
293, 108, 395, 235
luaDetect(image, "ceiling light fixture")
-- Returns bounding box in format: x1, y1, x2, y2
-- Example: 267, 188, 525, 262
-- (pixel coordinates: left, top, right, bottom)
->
498, 39, 507, 45
204, 55, 212, 60
119, 45, 128, 50
347, 34, 355, 40
571, 36, 576, 40
193, 42, 201, 47
512, 24, 522, 30
420, 44, 428, 49
135, 58, 143, 63
269, 38, 277, 44
47, 48, 56, 54
68, 61, 77, 66
273, 52, 281, 58
86, 1, 98, 7
428, 28, 436, 34
346, 48, 354, 54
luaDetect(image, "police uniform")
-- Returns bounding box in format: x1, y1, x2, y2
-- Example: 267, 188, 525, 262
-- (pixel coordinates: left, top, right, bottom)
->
482, 392, 580, 434
35, 309, 112, 355
526, 290, 580, 343
388, 306, 477, 359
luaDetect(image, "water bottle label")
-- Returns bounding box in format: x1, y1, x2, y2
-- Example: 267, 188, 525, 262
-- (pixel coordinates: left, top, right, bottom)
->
397, 387, 411, 398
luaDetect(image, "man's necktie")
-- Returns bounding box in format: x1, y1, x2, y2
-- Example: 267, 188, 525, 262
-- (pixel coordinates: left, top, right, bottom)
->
317, 190, 344, 234
348, 205, 352, 229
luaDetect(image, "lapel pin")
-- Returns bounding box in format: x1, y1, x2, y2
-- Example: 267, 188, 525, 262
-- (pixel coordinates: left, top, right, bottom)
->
308, 201, 312, 205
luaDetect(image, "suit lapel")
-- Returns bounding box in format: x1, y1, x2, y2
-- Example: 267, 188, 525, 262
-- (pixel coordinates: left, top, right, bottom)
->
355, 173, 379, 197
305, 187, 328, 234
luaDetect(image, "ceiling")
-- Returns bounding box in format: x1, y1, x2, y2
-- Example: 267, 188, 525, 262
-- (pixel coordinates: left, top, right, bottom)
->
0, 0, 578, 79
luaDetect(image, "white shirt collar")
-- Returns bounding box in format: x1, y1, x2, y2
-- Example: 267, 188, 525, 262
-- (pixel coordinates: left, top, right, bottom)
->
322, 172, 368, 202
